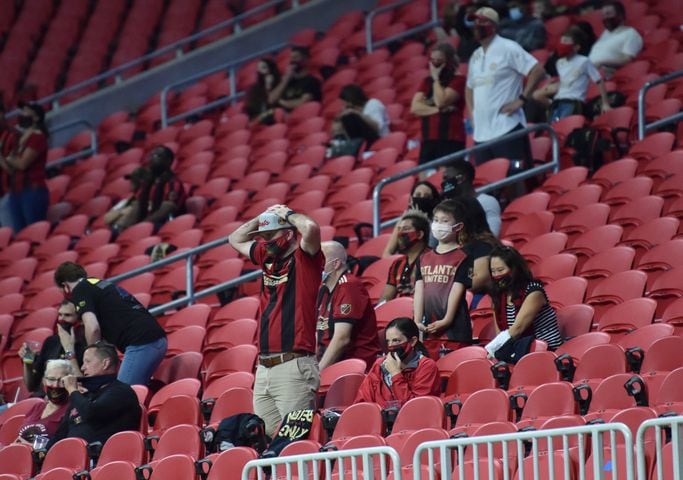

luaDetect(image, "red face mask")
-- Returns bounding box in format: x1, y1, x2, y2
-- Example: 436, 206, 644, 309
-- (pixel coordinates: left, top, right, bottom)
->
397, 231, 420, 252
388, 341, 414, 361
473, 23, 496, 41
555, 43, 574, 58
262, 233, 292, 257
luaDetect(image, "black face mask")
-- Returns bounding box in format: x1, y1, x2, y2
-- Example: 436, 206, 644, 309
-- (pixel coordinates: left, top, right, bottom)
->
17, 115, 33, 129
411, 196, 438, 215
441, 177, 463, 198
78, 374, 116, 392
45, 386, 69, 405
150, 163, 166, 176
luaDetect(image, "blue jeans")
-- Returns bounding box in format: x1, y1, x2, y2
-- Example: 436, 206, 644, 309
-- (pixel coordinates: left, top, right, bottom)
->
7, 186, 48, 233
550, 100, 580, 123
117, 337, 168, 386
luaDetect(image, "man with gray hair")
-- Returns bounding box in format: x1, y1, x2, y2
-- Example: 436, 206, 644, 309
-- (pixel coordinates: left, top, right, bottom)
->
316, 241, 380, 371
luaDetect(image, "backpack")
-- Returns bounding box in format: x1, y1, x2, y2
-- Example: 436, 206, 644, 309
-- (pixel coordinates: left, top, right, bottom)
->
212, 413, 268, 454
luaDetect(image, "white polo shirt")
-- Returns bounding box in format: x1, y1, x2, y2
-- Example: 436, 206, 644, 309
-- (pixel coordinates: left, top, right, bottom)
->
466, 35, 538, 143
555, 54, 602, 101
588, 26, 643, 67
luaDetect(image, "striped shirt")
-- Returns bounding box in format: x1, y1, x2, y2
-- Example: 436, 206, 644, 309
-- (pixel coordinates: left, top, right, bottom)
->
505, 280, 563, 350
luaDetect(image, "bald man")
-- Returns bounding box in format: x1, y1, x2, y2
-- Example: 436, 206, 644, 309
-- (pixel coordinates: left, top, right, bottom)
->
316, 242, 381, 371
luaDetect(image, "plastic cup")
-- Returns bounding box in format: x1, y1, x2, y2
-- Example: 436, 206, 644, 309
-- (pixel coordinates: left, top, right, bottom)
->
33, 435, 49, 450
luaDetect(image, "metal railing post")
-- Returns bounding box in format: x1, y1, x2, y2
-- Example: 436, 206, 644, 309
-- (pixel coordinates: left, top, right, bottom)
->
160, 87, 171, 129
637, 69, 683, 140
185, 255, 195, 305
372, 123, 560, 237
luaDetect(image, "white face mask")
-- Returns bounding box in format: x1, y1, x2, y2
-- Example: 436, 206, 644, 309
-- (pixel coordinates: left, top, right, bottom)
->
431, 222, 456, 241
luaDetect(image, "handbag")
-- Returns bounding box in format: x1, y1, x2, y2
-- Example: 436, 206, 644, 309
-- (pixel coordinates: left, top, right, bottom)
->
494, 335, 534, 364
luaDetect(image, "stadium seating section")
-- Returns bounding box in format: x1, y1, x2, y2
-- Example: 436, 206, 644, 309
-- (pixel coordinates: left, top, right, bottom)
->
1, 0, 683, 478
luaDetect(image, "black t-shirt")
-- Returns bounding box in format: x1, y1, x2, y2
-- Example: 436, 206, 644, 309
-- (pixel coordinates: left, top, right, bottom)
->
282, 74, 322, 103
463, 239, 495, 261
71, 278, 165, 352
48, 378, 141, 448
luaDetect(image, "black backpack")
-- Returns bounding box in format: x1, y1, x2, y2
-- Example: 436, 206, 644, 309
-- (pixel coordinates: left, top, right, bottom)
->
212, 413, 268, 454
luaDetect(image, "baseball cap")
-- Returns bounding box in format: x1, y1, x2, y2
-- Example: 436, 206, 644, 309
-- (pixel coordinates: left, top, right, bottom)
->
467, 6, 500, 24
249, 212, 292, 236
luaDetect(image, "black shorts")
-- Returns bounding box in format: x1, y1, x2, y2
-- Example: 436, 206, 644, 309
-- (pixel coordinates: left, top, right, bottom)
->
419, 139, 465, 165
472, 124, 532, 168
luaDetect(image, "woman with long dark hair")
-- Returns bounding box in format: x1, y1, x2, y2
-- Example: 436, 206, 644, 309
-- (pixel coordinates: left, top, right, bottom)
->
244, 58, 281, 124
410, 42, 466, 166
354, 317, 439, 408
487, 245, 563, 359
0, 102, 49, 232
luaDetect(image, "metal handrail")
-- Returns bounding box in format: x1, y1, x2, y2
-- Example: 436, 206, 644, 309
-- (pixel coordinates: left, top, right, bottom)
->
46, 119, 98, 168
159, 42, 287, 128
372, 123, 560, 236
5, 0, 295, 116
365, 0, 439, 53
636, 416, 683, 480
106, 235, 261, 315
637, 69, 683, 140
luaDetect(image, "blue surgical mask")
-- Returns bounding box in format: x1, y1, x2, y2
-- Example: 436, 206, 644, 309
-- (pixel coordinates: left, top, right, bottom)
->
322, 271, 330, 282
509, 7, 523, 21
464, 18, 475, 28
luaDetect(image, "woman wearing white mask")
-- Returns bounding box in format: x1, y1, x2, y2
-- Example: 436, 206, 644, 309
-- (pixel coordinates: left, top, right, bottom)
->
413, 199, 473, 359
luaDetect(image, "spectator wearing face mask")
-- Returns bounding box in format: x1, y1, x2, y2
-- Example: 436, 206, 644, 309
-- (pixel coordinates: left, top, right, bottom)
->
19, 300, 85, 395
383, 181, 440, 258
441, 160, 501, 237
354, 317, 439, 408
228, 205, 323, 437
15, 360, 73, 447
49, 343, 141, 449
532, 29, 611, 122
103, 166, 151, 233
53, 262, 167, 386
410, 43, 466, 167
434, 1, 481, 63
498, 0, 547, 52
0, 102, 49, 233
486, 245, 563, 361
316, 241, 380, 371
588, 1, 643, 79
413, 200, 473, 358
269, 46, 322, 112
465, 7, 545, 169
379, 212, 431, 304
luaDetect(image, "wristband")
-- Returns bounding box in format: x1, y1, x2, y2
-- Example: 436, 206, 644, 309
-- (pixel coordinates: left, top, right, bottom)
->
519, 94, 528, 104
285, 210, 296, 223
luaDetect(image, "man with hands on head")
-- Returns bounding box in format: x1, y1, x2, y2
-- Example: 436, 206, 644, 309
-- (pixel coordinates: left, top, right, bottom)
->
228, 204, 323, 437
48, 342, 141, 449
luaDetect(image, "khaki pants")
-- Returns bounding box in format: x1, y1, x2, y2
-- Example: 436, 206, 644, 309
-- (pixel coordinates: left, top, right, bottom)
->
254, 355, 320, 437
